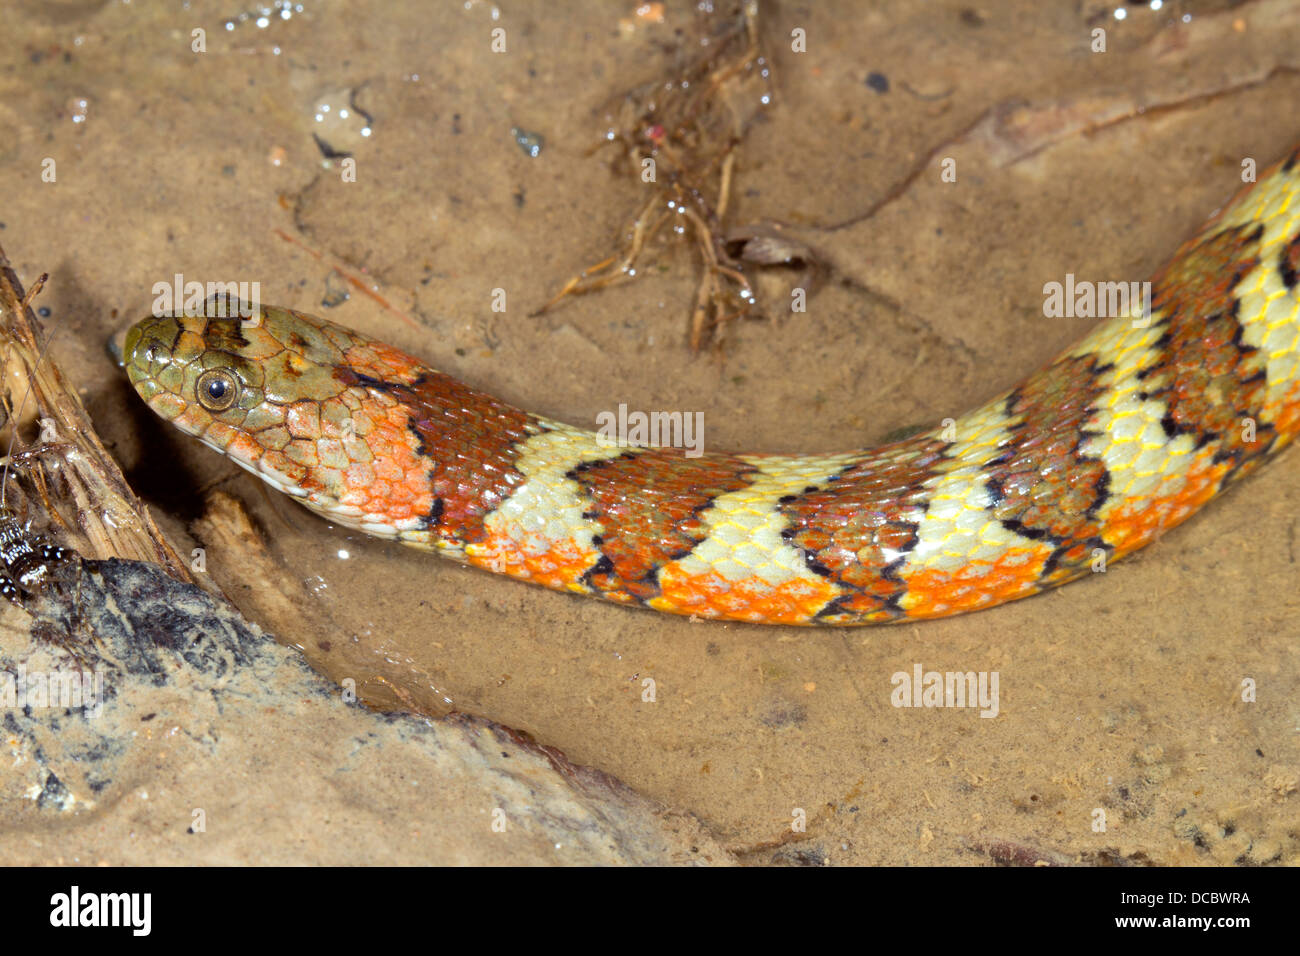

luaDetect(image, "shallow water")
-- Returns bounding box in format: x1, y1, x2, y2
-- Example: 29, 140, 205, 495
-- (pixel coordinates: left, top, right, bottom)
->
1, 0, 1298, 864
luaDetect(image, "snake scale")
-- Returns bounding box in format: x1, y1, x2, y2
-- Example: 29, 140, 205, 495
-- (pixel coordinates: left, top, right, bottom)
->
123, 144, 1300, 626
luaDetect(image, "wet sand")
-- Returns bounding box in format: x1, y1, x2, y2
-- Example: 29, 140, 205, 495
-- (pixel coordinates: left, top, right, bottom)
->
1, 0, 1297, 864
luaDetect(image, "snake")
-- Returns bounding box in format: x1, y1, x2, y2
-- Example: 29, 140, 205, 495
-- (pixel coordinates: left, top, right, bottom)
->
121, 144, 1300, 626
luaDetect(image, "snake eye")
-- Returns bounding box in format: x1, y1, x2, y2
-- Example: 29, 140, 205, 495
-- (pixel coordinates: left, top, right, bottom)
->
195, 369, 240, 412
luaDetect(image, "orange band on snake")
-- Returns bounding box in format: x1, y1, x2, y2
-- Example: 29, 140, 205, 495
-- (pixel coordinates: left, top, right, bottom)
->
123, 145, 1300, 625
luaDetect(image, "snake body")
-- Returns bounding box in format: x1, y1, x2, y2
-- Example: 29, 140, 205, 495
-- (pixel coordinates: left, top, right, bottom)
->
123, 145, 1300, 625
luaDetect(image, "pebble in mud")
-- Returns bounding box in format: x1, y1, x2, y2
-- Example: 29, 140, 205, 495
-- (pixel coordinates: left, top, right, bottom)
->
1173, 806, 1291, 865
510, 125, 544, 158
308, 88, 373, 158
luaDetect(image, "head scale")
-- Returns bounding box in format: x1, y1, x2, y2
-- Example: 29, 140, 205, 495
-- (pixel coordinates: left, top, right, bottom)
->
122, 302, 356, 491
121, 300, 438, 537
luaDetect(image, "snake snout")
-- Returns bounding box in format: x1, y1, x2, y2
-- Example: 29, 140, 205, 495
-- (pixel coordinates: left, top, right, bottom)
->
108, 321, 136, 368
121, 316, 184, 376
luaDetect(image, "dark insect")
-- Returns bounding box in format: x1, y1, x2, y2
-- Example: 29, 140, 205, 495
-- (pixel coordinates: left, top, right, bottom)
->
0, 286, 76, 610
0, 515, 69, 606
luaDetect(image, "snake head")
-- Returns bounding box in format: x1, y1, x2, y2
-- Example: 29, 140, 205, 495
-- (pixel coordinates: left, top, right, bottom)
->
121, 302, 365, 498
122, 301, 438, 529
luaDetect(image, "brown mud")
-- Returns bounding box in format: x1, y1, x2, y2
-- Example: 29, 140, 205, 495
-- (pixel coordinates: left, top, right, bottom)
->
0, 0, 1297, 864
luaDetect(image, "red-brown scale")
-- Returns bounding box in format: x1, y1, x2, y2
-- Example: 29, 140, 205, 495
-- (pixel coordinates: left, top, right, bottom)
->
776, 437, 950, 623
986, 353, 1113, 583
335, 367, 536, 547
567, 450, 758, 603
1142, 223, 1274, 470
